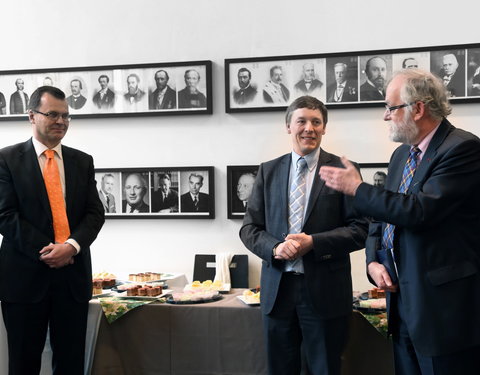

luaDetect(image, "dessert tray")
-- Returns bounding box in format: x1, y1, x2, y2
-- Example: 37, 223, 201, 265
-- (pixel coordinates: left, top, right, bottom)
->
165, 291, 223, 304
114, 289, 173, 300
236, 295, 260, 306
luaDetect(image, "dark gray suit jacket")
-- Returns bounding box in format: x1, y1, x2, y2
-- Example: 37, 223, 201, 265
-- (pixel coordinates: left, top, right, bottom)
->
240, 149, 368, 317
357, 119, 480, 356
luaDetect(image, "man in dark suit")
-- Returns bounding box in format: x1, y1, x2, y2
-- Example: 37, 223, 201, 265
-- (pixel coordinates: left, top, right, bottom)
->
263, 65, 290, 104
360, 56, 387, 101
438, 53, 465, 97
233, 67, 257, 105
92, 74, 115, 109
66, 79, 87, 110
98, 173, 117, 213
180, 173, 210, 212
124, 73, 146, 105
240, 96, 368, 375
178, 69, 207, 109
231, 172, 256, 213
294, 62, 323, 98
151, 172, 178, 213
0, 85, 105, 374
0, 91, 6, 114
122, 172, 149, 213
320, 69, 480, 375
149, 70, 177, 110
9, 78, 29, 114
327, 62, 358, 103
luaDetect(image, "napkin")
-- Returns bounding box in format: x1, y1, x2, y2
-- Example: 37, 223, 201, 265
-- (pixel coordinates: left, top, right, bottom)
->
99, 297, 164, 324
214, 252, 234, 284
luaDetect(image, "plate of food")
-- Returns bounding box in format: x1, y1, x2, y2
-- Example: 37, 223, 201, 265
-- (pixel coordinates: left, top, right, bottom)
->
237, 289, 260, 306
353, 298, 387, 314
166, 291, 223, 304
92, 290, 113, 298
184, 280, 231, 293
115, 290, 172, 301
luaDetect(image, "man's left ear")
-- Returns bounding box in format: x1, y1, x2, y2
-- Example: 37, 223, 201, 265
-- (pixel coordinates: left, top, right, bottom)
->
286, 123, 291, 134
28, 110, 35, 124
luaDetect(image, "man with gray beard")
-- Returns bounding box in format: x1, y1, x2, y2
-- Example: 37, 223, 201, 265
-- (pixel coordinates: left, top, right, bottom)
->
319, 69, 480, 375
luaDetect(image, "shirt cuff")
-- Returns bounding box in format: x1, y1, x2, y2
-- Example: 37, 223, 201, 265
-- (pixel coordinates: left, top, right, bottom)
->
66, 239, 81, 254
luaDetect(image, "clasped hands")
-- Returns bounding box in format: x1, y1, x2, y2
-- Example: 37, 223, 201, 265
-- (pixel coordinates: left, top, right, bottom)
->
274, 233, 313, 261
39, 243, 76, 268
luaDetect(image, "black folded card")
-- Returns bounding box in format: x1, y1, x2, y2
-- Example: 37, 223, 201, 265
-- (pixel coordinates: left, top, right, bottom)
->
376, 249, 398, 284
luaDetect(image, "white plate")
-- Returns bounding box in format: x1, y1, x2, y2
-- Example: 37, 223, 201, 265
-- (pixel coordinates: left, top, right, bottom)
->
114, 289, 172, 300
236, 295, 260, 306
92, 290, 112, 298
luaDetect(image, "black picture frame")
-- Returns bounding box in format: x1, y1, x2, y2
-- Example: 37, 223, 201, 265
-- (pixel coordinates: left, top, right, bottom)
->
0, 60, 212, 120
225, 42, 480, 113
359, 163, 389, 188
95, 166, 215, 219
227, 165, 259, 219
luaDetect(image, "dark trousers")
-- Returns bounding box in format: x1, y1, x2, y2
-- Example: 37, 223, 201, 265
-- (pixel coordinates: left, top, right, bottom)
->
263, 272, 349, 375
1, 273, 88, 375
392, 291, 480, 375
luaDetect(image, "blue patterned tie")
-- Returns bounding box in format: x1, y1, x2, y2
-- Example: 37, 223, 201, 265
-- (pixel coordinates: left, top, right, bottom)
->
382, 146, 421, 250
286, 157, 308, 273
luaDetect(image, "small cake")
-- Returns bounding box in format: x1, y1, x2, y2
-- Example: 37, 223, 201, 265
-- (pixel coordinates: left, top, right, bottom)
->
92, 279, 103, 295
137, 288, 147, 296
127, 286, 139, 296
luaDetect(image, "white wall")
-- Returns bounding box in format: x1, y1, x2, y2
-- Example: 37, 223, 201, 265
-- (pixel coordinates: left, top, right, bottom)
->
1, 0, 479, 291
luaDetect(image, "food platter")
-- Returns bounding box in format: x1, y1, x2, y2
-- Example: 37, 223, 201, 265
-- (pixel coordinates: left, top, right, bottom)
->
165, 293, 223, 305
236, 295, 260, 306
92, 290, 113, 298
114, 289, 172, 300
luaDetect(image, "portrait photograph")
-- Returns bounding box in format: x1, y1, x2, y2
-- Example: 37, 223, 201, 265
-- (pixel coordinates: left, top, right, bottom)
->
325, 56, 358, 104
95, 171, 121, 216
227, 165, 259, 219
150, 170, 180, 214
146, 67, 178, 111
359, 163, 389, 188
0, 73, 35, 116
179, 170, 212, 214
430, 49, 466, 98
291, 59, 326, 102
89, 70, 117, 113
63, 75, 90, 114
120, 70, 148, 113
121, 171, 151, 214
177, 66, 208, 110
467, 47, 480, 97
391, 51, 430, 72
359, 54, 392, 102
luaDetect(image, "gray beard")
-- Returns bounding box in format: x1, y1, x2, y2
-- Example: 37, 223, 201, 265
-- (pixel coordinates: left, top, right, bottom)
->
388, 115, 419, 145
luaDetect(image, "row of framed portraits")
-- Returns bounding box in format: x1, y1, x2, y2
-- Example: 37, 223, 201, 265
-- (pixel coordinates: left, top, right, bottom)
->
96, 163, 388, 219
1, 43, 479, 120
0, 60, 212, 119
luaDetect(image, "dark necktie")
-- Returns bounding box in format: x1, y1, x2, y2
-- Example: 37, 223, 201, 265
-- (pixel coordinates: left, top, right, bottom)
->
382, 146, 421, 250
106, 195, 110, 213
193, 196, 199, 211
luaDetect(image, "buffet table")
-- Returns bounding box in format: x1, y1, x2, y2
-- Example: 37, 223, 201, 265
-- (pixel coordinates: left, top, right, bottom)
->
91, 290, 394, 375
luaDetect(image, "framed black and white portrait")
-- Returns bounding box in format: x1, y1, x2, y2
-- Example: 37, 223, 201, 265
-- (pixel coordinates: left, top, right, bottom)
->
95, 166, 214, 219
359, 163, 389, 188
0, 60, 212, 121
227, 165, 259, 219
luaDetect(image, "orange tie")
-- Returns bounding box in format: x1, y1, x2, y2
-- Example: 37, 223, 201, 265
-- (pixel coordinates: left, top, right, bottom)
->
43, 149, 70, 243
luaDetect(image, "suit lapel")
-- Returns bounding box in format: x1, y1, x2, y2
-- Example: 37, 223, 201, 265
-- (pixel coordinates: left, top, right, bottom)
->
21, 140, 52, 220
277, 154, 291, 226
303, 148, 329, 225
409, 119, 451, 190
62, 146, 77, 213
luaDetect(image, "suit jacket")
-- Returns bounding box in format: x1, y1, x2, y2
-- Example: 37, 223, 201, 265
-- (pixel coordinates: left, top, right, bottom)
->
9, 91, 29, 114
231, 194, 247, 213
233, 85, 257, 105
294, 79, 323, 97
122, 199, 149, 213
67, 95, 87, 110
0, 139, 105, 303
124, 90, 145, 104
327, 81, 358, 102
356, 119, 480, 357
149, 86, 177, 110
240, 149, 368, 317
178, 88, 206, 108
263, 83, 290, 103
98, 190, 116, 213
93, 89, 115, 109
0, 92, 6, 114
151, 189, 179, 212
180, 192, 210, 212
439, 69, 465, 97
360, 81, 384, 101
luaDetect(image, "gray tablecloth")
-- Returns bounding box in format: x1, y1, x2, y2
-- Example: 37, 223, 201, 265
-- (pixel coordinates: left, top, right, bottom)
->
91, 290, 394, 375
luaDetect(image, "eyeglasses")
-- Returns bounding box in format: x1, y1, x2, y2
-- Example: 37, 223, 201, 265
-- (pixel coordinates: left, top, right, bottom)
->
31, 110, 71, 122
384, 102, 415, 114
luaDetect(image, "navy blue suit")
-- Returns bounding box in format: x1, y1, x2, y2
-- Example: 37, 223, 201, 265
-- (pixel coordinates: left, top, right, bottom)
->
356, 119, 480, 373
240, 149, 368, 374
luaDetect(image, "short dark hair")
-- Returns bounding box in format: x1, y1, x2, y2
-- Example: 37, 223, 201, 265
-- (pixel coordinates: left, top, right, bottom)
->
189, 173, 204, 183
157, 172, 171, 181
70, 79, 83, 90
28, 86, 66, 111
285, 95, 328, 126
155, 70, 170, 81
98, 74, 110, 83
238, 67, 251, 79
269, 65, 282, 78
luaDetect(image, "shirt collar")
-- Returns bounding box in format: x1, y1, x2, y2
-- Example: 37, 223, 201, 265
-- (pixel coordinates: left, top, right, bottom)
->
291, 146, 320, 172
32, 137, 63, 159
415, 122, 441, 161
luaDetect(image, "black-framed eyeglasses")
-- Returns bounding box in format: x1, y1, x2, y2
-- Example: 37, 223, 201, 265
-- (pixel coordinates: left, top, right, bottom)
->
384, 102, 415, 114
31, 110, 71, 122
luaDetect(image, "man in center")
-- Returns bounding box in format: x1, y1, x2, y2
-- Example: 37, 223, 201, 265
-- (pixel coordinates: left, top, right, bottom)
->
239, 95, 368, 375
